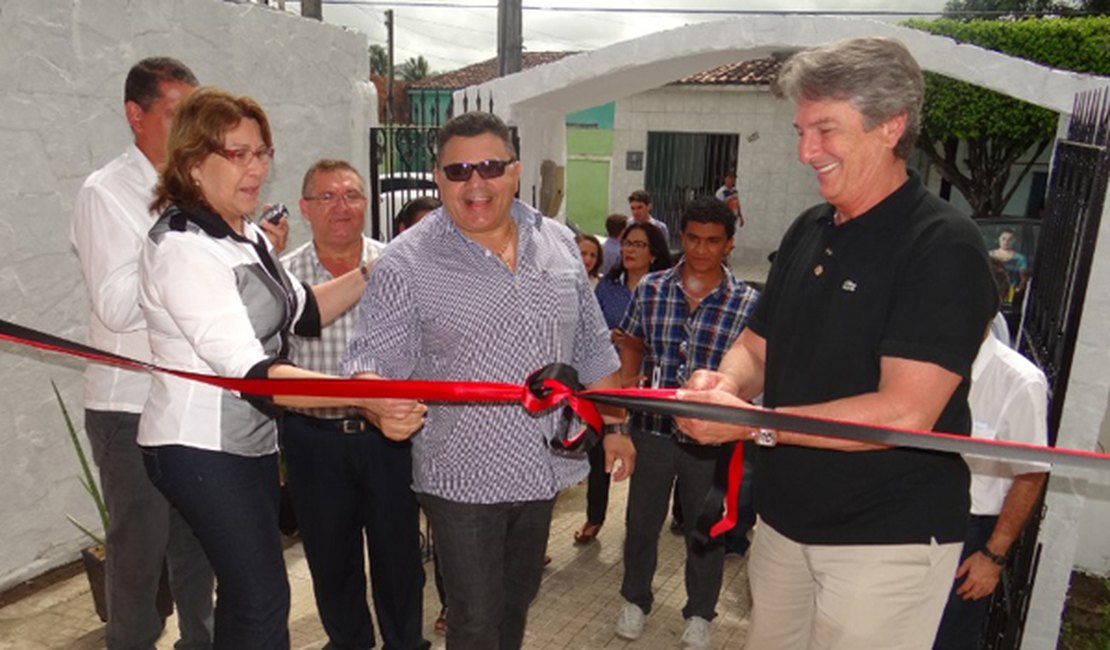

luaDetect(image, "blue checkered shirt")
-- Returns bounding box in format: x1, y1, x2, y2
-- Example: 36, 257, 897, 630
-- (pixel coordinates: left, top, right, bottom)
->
282, 236, 386, 419
342, 200, 619, 504
620, 261, 759, 441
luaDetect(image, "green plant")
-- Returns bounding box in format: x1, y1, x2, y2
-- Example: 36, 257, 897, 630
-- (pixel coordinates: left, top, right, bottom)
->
904, 16, 1110, 217
54, 380, 108, 547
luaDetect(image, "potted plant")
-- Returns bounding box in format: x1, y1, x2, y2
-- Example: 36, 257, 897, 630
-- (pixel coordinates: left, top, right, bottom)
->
55, 381, 172, 622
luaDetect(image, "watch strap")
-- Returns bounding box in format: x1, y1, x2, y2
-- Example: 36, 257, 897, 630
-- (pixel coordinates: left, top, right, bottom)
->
981, 547, 1007, 566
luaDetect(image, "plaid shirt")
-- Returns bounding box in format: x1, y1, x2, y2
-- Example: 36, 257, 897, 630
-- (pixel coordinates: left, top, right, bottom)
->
282, 236, 386, 419
342, 201, 619, 504
620, 261, 759, 441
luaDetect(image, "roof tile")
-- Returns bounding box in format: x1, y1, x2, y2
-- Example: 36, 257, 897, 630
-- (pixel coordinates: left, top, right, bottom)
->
407, 52, 781, 90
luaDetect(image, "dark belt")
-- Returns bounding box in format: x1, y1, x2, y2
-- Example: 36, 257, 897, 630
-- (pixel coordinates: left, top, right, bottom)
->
288, 412, 371, 434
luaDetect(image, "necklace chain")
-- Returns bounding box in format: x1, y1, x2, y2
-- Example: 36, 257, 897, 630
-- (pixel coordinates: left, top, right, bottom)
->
496, 225, 516, 267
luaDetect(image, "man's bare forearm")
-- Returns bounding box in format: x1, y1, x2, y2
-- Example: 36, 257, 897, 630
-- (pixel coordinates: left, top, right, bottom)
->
985, 472, 1047, 557
715, 329, 765, 400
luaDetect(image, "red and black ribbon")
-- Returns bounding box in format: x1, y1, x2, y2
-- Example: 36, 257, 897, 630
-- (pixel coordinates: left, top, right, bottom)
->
4, 317, 1109, 539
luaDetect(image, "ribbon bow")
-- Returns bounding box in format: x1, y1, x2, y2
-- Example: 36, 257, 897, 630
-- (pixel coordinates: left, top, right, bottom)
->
523, 363, 604, 451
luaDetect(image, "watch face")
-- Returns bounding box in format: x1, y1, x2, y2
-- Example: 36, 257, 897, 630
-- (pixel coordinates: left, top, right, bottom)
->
756, 428, 776, 447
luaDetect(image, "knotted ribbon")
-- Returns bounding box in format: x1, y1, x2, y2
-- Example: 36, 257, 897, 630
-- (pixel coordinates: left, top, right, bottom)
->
5, 317, 1110, 539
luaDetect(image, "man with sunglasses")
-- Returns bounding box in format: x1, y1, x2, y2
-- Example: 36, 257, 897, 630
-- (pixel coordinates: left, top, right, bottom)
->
344, 111, 635, 650
281, 159, 428, 650
615, 196, 758, 648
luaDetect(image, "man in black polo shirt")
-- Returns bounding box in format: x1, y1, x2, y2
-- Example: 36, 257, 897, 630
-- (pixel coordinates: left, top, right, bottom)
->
676, 37, 997, 649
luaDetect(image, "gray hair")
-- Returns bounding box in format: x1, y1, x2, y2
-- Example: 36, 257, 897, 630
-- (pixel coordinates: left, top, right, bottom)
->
772, 37, 924, 159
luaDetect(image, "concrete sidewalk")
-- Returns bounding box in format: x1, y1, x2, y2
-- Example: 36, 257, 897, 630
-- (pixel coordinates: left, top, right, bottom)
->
0, 478, 752, 649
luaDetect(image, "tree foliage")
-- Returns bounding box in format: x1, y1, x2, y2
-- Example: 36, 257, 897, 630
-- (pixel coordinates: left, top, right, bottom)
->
369, 44, 388, 77
904, 16, 1110, 216
944, 0, 1110, 18
398, 55, 432, 82
945, 0, 1070, 18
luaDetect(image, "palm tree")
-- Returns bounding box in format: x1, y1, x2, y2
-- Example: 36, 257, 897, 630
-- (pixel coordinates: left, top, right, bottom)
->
398, 55, 432, 82
369, 44, 388, 76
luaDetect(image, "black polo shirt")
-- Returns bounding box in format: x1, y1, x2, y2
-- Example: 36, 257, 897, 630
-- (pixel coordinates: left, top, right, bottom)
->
748, 173, 997, 545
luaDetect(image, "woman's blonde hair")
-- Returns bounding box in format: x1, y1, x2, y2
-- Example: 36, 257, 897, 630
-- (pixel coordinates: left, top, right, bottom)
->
151, 87, 272, 214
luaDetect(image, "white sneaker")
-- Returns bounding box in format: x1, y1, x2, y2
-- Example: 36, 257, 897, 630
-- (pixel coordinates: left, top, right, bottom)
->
681, 616, 711, 649
615, 601, 646, 640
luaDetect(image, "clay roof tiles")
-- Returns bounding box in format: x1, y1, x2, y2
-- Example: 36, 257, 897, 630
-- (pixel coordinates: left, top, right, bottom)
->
407, 51, 780, 90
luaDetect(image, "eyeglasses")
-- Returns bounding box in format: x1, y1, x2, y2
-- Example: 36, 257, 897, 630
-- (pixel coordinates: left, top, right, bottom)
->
440, 158, 515, 182
303, 190, 368, 206
621, 239, 649, 250
217, 146, 274, 167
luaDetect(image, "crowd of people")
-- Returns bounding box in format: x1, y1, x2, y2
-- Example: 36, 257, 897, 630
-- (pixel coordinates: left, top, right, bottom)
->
67, 36, 1048, 650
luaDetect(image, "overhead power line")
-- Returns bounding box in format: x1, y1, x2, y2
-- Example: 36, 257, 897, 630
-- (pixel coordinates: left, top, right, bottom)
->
321, 1, 951, 16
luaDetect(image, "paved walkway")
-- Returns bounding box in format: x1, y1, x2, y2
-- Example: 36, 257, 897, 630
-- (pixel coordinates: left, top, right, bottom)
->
0, 478, 753, 649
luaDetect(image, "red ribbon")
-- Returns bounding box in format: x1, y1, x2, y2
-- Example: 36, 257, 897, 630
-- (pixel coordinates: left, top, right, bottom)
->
6, 318, 1110, 540
710, 439, 745, 538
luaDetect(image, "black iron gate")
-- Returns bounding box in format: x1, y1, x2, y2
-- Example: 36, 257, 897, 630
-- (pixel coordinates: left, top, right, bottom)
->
369, 90, 520, 242
981, 87, 1110, 649
644, 131, 739, 246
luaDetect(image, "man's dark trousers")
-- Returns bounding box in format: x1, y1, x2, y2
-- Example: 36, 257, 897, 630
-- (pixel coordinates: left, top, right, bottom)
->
85, 409, 214, 650
418, 493, 555, 650
933, 515, 998, 650
621, 429, 731, 620
282, 413, 428, 650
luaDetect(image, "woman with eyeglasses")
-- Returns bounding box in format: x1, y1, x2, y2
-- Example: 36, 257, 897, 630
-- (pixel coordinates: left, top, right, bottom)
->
573, 221, 671, 545
136, 88, 425, 648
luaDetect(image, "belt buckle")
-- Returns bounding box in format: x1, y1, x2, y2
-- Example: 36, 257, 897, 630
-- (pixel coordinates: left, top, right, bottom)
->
339, 418, 365, 434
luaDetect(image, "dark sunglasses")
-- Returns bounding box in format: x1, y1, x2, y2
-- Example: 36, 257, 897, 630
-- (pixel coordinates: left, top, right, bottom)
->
441, 158, 515, 182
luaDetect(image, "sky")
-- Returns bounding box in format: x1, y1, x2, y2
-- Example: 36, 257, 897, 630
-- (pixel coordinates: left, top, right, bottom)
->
283, 0, 952, 73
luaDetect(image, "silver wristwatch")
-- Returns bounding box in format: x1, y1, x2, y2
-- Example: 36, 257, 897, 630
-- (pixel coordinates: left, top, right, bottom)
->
754, 428, 777, 447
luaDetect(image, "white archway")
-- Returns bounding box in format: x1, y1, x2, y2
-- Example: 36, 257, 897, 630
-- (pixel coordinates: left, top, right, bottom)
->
458, 16, 1108, 226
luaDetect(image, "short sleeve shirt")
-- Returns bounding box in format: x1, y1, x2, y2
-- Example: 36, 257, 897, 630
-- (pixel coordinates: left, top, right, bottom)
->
967, 334, 1049, 515
620, 262, 759, 441
342, 200, 619, 504
282, 236, 386, 419
748, 173, 997, 545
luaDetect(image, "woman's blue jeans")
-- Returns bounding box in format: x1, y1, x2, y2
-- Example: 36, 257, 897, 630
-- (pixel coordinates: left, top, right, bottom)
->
143, 444, 290, 650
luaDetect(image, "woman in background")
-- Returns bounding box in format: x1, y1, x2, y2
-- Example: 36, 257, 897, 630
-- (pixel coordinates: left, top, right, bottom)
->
573, 222, 671, 545
576, 233, 604, 288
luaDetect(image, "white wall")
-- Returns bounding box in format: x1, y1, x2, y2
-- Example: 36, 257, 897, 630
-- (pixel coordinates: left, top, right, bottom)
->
1022, 173, 1110, 649
0, 0, 374, 591
611, 85, 823, 265
1074, 410, 1110, 576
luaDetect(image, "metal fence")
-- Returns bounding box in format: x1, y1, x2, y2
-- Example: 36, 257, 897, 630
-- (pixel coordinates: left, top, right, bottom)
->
644, 131, 739, 247
982, 87, 1110, 649
369, 90, 520, 241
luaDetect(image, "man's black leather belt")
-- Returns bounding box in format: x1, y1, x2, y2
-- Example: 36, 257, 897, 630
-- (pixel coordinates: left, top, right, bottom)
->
290, 413, 369, 434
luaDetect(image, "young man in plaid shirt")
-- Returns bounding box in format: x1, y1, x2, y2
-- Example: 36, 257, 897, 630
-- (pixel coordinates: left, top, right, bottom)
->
615, 196, 759, 648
